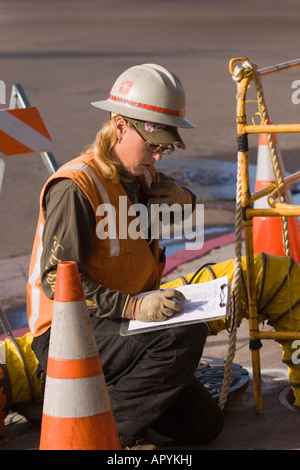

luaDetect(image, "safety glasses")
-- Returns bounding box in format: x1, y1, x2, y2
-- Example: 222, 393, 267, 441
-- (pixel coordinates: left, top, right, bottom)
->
128, 122, 175, 155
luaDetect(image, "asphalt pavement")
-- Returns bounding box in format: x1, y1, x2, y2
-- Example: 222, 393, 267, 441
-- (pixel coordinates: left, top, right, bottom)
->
1, 0, 300, 258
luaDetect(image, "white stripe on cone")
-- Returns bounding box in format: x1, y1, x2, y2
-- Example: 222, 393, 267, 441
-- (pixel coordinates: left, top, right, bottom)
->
43, 375, 111, 418
49, 300, 98, 360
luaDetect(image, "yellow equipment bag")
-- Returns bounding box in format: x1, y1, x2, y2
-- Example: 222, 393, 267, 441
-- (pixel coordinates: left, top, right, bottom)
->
0, 332, 41, 405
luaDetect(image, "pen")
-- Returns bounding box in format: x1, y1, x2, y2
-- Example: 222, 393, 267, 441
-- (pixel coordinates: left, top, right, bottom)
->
160, 288, 183, 303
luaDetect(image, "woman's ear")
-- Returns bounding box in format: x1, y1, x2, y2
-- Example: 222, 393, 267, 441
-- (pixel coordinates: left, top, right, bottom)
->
114, 116, 128, 142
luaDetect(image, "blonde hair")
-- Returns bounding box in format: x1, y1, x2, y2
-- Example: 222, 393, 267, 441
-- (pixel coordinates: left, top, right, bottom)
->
86, 118, 121, 183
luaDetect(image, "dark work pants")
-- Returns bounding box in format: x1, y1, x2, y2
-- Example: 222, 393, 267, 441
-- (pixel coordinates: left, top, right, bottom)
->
32, 319, 224, 448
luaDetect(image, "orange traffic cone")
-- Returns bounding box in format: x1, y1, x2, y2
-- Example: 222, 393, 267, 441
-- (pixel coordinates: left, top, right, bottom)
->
39, 261, 121, 450
253, 128, 300, 262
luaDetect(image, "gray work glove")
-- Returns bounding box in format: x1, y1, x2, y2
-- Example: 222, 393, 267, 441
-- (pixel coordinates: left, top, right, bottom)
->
122, 289, 186, 322
147, 181, 191, 209
138, 289, 185, 322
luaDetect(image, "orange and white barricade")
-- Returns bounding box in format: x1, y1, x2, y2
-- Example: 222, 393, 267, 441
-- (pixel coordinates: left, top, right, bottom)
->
0, 107, 54, 157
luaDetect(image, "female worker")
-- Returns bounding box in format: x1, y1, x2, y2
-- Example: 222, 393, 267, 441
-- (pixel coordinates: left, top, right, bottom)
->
27, 64, 224, 449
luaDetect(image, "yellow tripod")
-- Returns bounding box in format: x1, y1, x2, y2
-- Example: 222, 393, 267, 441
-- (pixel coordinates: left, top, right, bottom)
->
229, 57, 300, 414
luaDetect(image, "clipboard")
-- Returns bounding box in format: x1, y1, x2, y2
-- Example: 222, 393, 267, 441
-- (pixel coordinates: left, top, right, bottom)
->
120, 275, 231, 336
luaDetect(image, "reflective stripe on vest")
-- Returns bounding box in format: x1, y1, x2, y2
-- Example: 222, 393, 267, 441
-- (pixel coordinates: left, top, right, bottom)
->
28, 221, 44, 333
59, 162, 120, 258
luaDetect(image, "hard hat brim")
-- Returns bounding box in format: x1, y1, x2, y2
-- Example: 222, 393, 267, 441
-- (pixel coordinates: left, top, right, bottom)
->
91, 99, 196, 129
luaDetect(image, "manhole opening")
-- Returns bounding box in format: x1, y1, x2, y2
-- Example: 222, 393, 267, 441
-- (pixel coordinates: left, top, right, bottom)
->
278, 385, 300, 412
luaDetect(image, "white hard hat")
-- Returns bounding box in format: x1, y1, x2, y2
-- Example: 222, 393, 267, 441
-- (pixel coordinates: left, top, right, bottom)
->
91, 63, 195, 129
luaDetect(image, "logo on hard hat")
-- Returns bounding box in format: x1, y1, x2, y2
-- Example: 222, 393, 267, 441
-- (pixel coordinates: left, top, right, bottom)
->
144, 122, 165, 132
119, 81, 133, 95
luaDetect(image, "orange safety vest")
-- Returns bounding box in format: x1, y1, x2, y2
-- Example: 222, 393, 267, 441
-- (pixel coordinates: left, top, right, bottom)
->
27, 152, 164, 337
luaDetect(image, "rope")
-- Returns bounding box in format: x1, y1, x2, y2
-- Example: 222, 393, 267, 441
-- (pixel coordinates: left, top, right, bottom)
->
218, 151, 243, 409
251, 68, 290, 257
218, 60, 255, 410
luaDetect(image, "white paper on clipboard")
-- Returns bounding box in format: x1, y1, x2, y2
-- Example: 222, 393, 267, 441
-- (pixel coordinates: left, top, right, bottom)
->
120, 275, 231, 336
